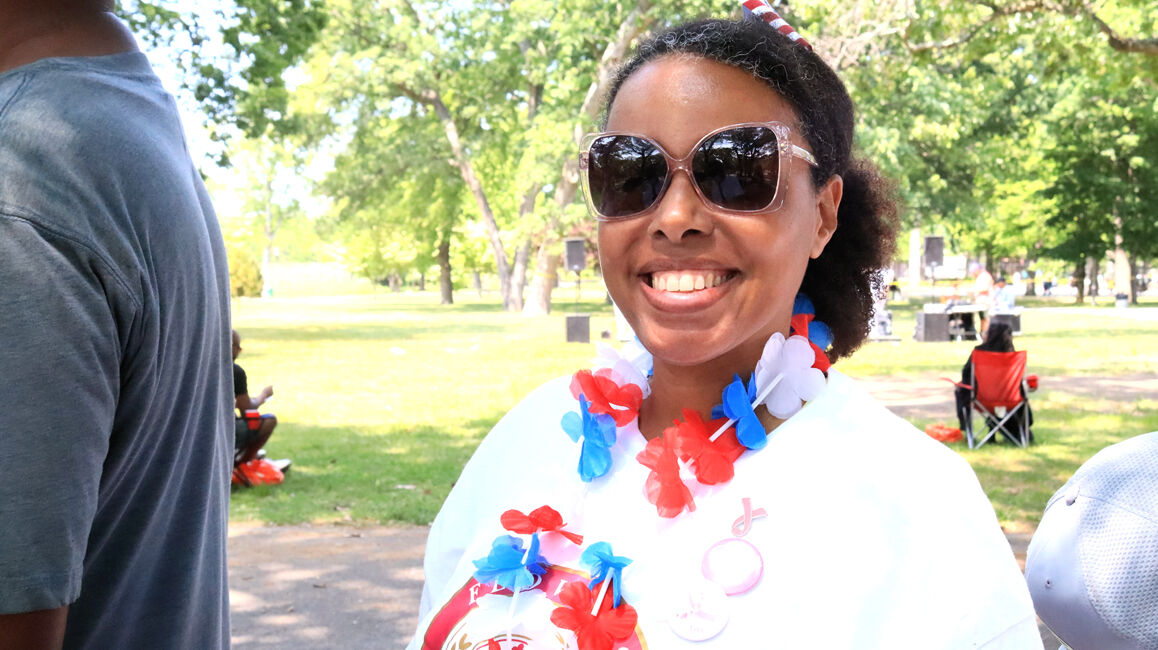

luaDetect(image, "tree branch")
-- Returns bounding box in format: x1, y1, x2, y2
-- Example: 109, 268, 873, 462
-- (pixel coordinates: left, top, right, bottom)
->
558, 0, 652, 200
904, 0, 1157, 56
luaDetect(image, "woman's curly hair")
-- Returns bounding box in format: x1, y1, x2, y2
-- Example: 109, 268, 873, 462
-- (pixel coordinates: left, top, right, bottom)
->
604, 18, 900, 362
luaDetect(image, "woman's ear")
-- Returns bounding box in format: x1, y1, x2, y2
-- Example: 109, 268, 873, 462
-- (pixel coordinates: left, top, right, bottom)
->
810, 174, 842, 259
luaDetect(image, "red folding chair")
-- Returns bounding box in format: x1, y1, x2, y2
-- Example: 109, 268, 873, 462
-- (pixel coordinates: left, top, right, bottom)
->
947, 350, 1035, 449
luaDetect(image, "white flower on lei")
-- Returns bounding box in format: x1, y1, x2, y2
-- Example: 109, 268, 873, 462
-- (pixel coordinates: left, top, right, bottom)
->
592, 339, 653, 398
753, 332, 827, 419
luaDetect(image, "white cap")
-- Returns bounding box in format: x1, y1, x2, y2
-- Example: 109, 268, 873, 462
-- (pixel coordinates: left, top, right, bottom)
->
1025, 431, 1158, 649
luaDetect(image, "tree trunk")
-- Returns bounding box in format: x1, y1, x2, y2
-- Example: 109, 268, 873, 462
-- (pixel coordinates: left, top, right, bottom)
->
472, 271, 482, 297
418, 272, 425, 292
510, 238, 531, 312
507, 178, 541, 314
1073, 259, 1086, 303
524, 243, 561, 316
424, 91, 513, 309
1112, 208, 1131, 299
522, 3, 650, 316
1025, 269, 1036, 296
1087, 256, 1100, 304
1129, 255, 1140, 305
389, 273, 402, 292
437, 239, 453, 305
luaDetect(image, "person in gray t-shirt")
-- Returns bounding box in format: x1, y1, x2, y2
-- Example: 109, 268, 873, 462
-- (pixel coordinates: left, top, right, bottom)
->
0, 3, 232, 649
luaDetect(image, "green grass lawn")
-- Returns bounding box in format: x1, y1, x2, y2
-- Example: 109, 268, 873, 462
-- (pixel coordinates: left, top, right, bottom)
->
230, 290, 1158, 533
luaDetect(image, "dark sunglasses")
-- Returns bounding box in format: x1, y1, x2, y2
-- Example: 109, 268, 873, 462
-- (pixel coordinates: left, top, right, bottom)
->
578, 122, 817, 221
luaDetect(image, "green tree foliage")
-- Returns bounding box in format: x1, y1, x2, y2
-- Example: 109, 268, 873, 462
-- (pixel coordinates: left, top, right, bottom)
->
227, 243, 264, 297
1042, 66, 1158, 279
803, 0, 1156, 271
293, 0, 723, 311
321, 111, 464, 302
145, 0, 1155, 304
118, 0, 327, 164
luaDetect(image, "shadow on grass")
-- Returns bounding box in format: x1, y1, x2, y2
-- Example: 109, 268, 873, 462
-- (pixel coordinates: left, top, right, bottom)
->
941, 400, 1158, 532
230, 413, 506, 526
354, 299, 508, 314
297, 295, 617, 316
448, 300, 614, 314
887, 374, 1158, 532
236, 321, 512, 343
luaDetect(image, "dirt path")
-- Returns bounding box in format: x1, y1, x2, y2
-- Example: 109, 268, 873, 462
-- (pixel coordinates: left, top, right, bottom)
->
862, 371, 1157, 422
229, 373, 1158, 648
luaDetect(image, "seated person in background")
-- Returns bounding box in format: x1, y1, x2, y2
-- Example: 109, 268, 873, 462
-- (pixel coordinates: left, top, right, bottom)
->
232, 329, 276, 463
993, 276, 1016, 314
953, 322, 1033, 439
1026, 431, 1158, 649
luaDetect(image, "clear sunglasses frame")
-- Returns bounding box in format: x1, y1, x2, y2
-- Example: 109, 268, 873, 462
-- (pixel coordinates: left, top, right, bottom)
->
578, 121, 818, 222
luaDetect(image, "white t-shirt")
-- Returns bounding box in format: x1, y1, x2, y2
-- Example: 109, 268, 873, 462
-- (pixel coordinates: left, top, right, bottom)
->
408, 370, 1041, 649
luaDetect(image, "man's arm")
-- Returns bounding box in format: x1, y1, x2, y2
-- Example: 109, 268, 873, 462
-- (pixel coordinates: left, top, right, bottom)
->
0, 217, 120, 633
235, 385, 273, 412
0, 606, 68, 650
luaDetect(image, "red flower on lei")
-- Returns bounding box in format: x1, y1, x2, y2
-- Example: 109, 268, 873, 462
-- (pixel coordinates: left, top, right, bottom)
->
789, 312, 831, 373
672, 408, 746, 485
570, 370, 643, 427
635, 427, 695, 518
500, 505, 584, 545
550, 581, 638, 650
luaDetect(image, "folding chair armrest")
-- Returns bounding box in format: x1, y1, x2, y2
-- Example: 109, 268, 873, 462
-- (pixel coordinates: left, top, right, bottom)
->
940, 377, 972, 390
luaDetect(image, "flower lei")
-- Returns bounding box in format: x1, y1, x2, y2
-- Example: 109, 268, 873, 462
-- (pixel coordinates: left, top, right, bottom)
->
562, 293, 832, 519
472, 505, 637, 650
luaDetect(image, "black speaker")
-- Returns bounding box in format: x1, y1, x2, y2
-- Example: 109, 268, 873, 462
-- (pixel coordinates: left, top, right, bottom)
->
565, 313, 590, 343
915, 312, 950, 342
564, 238, 586, 273
924, 236, 944, 267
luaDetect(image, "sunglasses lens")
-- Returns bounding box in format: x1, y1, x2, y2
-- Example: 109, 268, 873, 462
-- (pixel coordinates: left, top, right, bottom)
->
586, 135, 668, 218
693, 126, 780, 211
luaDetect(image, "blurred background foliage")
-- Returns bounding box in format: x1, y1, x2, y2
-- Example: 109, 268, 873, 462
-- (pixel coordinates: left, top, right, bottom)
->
119, 0, 1157, 306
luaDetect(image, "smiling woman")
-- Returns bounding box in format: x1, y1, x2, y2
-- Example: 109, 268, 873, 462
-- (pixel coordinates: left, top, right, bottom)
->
407, 8, 1043, 650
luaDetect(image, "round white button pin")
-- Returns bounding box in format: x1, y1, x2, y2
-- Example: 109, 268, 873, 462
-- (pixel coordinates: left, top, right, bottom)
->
666, 578, 729, 642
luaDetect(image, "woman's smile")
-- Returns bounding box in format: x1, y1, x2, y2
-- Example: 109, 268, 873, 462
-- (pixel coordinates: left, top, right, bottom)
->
637, 266, 740, 315
645, 270, 735, 292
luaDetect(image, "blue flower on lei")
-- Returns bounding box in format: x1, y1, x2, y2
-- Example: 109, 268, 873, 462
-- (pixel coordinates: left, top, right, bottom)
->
561, 395, 618, 482
581, 541, 633, 608
792, 294, 834, 350
472, 533, 549, 593
711, 373, 767, 450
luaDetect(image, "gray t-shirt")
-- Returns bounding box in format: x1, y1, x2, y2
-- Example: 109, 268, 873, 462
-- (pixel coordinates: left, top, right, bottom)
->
0, 52, 232, 649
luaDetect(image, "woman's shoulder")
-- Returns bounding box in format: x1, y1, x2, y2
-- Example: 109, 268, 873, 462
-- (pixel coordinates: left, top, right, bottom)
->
426, 376, 580, 549
458, 376, 578, 472
783, 369, 986, 494
486, 375, 576, 438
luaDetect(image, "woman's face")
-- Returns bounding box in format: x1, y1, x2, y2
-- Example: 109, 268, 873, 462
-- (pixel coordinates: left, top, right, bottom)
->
597, 56, 840, 370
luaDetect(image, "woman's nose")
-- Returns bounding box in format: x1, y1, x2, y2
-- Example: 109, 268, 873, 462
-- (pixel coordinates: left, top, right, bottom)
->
648, 171, 714, 243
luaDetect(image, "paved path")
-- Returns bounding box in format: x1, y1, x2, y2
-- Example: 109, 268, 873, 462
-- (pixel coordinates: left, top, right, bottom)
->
226, 372, 1158, 648
230, 524, 426, 649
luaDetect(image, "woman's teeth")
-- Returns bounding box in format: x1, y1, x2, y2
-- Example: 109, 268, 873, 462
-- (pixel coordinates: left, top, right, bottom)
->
650, 271, 727, 292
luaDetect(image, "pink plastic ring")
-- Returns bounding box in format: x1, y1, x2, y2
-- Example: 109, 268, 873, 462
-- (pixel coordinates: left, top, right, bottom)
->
701, 537, 764, 596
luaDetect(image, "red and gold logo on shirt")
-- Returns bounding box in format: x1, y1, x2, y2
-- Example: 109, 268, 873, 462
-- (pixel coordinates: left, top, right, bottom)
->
422, 566, 646, 649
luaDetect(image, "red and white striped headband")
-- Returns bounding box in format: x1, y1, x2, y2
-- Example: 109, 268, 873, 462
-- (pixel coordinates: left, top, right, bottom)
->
740, 0, 813, 51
